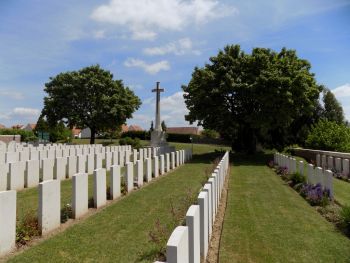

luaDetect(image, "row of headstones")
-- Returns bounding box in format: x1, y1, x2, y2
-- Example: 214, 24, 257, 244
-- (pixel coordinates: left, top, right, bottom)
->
0, 141, 131, 152
155, 151, 230, 263
0, 144, 132, 164
0, 146, 166, 192
0, 149, 193, 257
315, 154, 349, 176
274, 153, 333, 197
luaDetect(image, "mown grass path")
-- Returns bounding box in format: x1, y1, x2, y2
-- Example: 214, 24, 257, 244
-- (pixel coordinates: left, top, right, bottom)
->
8, 144, 229, 262
219, 154, 350, 263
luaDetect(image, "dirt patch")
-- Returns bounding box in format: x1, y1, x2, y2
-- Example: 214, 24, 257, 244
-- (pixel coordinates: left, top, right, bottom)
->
206, 166, 230, 263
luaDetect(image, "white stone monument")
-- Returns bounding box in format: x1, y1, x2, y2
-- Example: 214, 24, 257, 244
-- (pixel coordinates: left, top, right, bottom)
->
150, 82, 168, 147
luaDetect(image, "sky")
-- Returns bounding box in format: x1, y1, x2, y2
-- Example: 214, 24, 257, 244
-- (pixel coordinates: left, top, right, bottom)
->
0, 0, 350, 129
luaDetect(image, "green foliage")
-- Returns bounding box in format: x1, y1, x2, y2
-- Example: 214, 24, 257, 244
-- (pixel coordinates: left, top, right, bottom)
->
166, 133, 199, 143
41, 65, 141, 144
161, 121, 167, 132
305, 120, 350, 152
201, 129, 219, 139
322, 88, 344, 124
340, 206, 350, 231
290, 172, 306, 185
119, 137, 142, 149
121, 130, 150, 140
34, 117, 72, 143
61, 204, 73, 223
16, 213, 40, 246
183, 45, 322, 152
0, 128, 36, 142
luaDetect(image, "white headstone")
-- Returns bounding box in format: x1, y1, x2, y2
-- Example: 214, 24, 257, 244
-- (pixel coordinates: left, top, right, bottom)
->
186, 205, 200, 263
72, 173, 88, 219
93, 168, 107, 208
26, 159, 39, 188
110, 165, 121, 200
136, 160, 143, 187
198, 191, 208, 259
125, 163, 134, 192
166, 226, 189, 263
38, 180, 60, 235
0, 190, 16, 256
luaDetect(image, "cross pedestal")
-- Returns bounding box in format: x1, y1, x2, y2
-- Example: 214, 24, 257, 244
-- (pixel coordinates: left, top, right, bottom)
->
150, 82, 168, 147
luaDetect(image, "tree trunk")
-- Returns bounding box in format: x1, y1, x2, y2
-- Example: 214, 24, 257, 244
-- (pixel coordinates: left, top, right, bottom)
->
90, 127, 96, 144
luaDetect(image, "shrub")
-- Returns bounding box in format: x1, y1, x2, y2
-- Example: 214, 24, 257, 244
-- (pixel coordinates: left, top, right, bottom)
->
61, 203, 73, 223
121, 131, 150, 140
305, 120, 350, 152
340, 205, 350, 230
290, 172, 306, 185
16, 213, 40, 246
0, 128, 37, 142
119, 137, 142, 149
300, 183, 330, 206
201, 129, 219, 139
166, 133, 199, 143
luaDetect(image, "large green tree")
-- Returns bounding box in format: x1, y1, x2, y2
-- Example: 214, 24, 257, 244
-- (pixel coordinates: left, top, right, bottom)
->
321, 88, 344, 124
183, 45, 322, 152
41, 65, 141, 144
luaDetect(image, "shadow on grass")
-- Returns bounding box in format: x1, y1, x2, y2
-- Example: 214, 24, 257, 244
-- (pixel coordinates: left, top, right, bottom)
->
190, 150, 228, 165
230, 152, 273, 167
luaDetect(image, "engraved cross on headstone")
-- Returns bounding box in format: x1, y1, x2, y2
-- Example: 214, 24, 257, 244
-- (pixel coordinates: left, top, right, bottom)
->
152, 81, 164, 131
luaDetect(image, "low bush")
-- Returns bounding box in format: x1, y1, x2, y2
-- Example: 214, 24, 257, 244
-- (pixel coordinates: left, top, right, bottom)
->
121, 131, 150, 140
119, 137, 142, 149
61, 203, 73, 223
290, 172, 306, 186
0, 128, 37, 142
340, 206, 350, 231
300, 183, 330, 207
16, 213, 40, 246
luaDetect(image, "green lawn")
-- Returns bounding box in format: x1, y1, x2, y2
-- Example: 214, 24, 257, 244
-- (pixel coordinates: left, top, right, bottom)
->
8, 143, 228, 262
219, 153, 350, 263
333, 178, 350, 206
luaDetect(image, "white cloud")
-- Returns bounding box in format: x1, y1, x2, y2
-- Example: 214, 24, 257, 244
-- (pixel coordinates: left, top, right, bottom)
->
143, 38, 200, 56
124, 58, 170, 74
91, 0, 235, 40
332, 83, 350, 98
93, 30, 106, 39
12, 108, 40, 118
0, 91, 24, 100
0, 107, 40, 124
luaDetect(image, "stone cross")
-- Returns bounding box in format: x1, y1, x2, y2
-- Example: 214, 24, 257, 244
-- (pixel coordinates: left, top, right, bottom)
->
152, 81, 164, 131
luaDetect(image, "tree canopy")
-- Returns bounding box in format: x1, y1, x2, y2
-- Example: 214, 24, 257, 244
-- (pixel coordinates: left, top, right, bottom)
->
321, 88, 344, 124
183, 45, 323, 152
41, 65, 141, 144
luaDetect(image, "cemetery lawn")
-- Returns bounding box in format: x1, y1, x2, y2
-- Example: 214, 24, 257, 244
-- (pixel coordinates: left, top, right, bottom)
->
219, 153, 350, 263
333, 178, 350, 206
9, 143, 230, 263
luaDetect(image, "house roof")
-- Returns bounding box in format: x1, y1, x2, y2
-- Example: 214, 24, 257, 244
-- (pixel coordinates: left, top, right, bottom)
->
26, 123, 36, 130
166, 127, 199, 135
128, 125, 143, 131
121, 124, 129, 133
71, 127, 82, 136
0, 124, 6, 129
11, 124, 24, 129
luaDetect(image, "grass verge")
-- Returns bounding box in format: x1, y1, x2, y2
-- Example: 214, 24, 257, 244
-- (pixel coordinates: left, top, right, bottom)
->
7, 143, 228, 262
219, 153, 350, 263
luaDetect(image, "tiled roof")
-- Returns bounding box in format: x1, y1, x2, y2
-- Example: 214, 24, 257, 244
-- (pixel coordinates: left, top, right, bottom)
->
128, 125, 143, 131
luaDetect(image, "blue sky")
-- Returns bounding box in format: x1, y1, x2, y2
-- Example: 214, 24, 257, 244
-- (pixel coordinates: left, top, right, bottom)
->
0, 0, 350, 129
